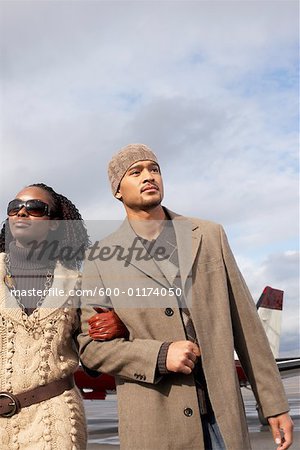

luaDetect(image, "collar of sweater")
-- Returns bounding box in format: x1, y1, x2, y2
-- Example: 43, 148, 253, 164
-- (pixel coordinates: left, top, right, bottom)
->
8, 241, 56, 272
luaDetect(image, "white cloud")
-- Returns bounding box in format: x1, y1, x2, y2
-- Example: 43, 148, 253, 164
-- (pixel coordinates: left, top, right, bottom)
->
0, 0, 298, 351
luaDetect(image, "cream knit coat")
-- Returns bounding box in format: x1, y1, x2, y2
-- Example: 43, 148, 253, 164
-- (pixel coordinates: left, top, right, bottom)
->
0, 253, 87, 450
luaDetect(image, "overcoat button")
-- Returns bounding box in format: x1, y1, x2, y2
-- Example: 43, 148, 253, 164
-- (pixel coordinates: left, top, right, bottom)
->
165, 308, 174, 317
184, 408, 193, 417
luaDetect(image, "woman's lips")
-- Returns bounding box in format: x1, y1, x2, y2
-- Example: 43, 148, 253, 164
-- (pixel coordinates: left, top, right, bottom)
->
13, 221, 31, 228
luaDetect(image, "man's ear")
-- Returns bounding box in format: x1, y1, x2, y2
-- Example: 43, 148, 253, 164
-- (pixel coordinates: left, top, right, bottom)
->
49, 219, 60, 231
115, 191, 122, 200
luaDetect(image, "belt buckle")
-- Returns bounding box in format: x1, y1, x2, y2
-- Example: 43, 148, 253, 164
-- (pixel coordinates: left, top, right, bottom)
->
0, 392, 20, 417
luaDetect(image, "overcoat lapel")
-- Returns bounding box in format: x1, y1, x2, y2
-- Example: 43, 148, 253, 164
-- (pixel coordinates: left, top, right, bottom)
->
167, 209, 202, 289
110, 209, 202, 291
111, 219, 170, 289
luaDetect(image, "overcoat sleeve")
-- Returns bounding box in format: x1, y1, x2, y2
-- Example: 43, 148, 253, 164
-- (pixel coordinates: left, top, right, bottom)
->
220, 226, 289, 418
77, 259, 164, 384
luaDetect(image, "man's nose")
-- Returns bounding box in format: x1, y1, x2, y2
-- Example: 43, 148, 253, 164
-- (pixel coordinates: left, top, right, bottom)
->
142, 169, 155, 182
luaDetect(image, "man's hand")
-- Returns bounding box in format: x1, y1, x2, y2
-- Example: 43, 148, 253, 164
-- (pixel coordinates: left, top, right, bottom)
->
166, 340, 201, 374
268, 412, 294, 450
88, 308, 129, 341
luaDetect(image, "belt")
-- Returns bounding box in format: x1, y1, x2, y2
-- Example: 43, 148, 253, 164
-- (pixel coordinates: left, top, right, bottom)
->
0, 376, 74, 418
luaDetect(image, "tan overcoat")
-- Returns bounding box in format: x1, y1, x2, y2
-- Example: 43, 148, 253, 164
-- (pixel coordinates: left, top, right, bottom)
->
78, 209, 289, 450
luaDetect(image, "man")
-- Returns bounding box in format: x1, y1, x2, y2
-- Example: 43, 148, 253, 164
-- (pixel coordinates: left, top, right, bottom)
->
78, 144, 293, 450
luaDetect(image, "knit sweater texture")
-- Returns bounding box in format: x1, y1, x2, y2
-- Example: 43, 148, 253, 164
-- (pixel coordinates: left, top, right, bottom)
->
0, 251, 87, 450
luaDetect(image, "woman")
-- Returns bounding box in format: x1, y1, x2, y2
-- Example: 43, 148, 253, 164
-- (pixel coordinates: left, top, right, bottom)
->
0, 183, 90, 450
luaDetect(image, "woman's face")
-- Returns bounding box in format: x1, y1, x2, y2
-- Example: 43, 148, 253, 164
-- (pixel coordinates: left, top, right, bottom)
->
8, 186, 57, 248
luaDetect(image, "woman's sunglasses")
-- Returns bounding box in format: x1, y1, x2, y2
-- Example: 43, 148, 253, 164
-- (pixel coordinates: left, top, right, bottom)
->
7, 199, 51, 217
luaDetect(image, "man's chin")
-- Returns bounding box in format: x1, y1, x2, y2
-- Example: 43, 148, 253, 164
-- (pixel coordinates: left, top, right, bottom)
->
142, 198, 162, 210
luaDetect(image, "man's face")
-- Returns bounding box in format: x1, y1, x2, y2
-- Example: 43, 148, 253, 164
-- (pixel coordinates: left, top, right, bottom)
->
116, 160, 164, 211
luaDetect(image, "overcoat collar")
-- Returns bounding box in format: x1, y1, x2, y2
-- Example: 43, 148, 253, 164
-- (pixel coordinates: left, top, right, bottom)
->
109, 207, 202, 289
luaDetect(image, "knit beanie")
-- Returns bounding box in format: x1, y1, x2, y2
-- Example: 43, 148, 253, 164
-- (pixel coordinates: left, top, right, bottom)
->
108, 143, 159, 195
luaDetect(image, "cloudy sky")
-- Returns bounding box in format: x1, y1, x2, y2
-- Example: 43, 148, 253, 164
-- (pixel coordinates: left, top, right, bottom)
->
1, 0, 298, 354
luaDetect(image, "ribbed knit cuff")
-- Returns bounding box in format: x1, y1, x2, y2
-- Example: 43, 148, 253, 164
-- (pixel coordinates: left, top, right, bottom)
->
157, 342, 172, 375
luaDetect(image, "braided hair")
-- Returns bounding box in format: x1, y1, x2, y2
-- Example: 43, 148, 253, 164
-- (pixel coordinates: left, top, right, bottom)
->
0, 183, 90, 270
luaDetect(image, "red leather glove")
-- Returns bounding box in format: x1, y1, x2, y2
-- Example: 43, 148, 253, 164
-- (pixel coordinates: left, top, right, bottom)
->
88, 307, 129, 341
